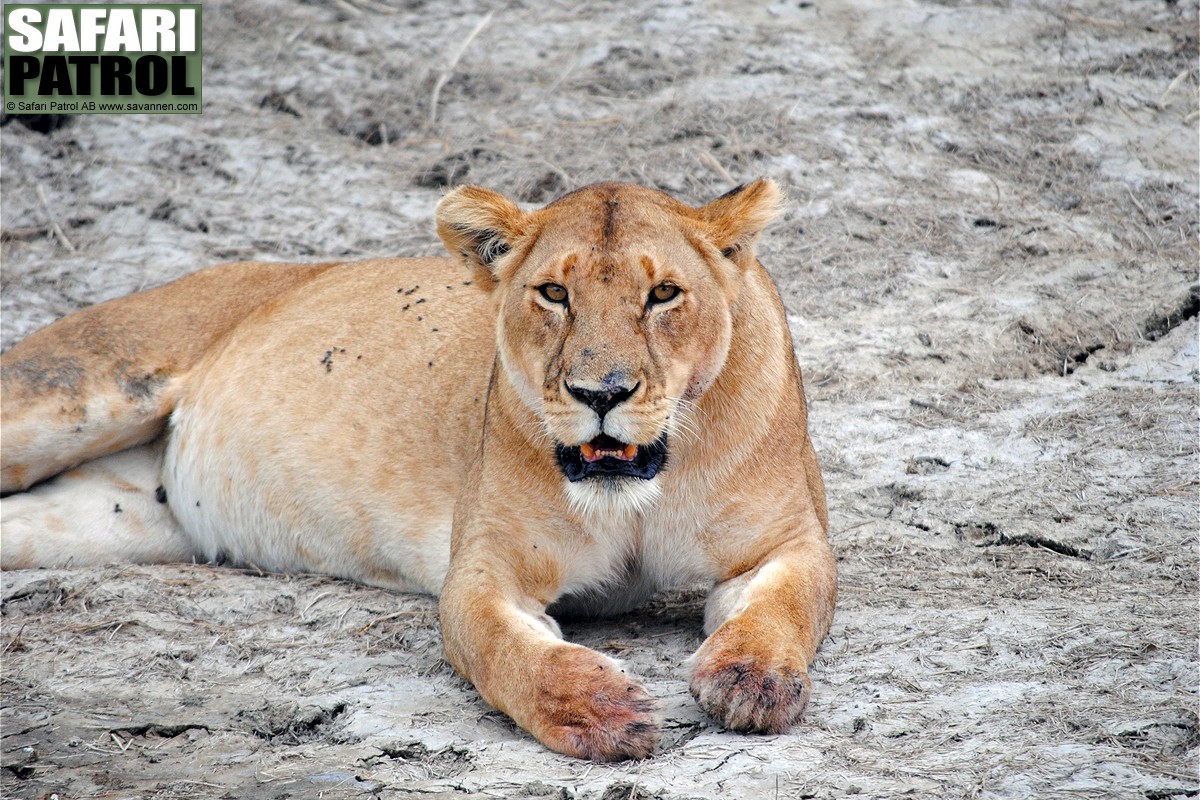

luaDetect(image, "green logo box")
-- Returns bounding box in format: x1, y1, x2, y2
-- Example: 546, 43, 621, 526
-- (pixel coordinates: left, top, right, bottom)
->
3, 3, 202, 114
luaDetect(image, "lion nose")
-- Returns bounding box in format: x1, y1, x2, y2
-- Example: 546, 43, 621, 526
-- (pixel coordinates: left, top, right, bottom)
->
566, 382, 637, 419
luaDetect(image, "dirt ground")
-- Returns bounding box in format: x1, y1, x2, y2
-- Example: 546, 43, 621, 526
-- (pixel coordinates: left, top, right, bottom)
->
2, 0, 1197, 797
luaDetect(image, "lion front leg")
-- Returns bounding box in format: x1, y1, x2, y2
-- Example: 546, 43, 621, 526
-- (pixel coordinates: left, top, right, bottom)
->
690, 535, 837, 733
439, 561, 660, 761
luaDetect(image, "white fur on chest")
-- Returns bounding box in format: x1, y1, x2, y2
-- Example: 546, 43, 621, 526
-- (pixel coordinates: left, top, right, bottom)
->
550, 480, 716, 616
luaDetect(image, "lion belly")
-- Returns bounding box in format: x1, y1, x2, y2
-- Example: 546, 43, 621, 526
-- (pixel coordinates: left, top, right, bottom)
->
161, 258, 494, 592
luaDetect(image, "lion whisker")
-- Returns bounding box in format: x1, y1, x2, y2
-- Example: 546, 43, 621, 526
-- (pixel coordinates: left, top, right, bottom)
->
665, 395, 702, 446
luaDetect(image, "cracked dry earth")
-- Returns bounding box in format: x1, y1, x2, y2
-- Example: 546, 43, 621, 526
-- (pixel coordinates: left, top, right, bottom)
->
1, 0, 1197, 798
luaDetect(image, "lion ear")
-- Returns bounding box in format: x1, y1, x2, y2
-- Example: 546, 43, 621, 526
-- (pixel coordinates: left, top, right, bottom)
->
697, 178, 783, 261
436, 185, 529, 286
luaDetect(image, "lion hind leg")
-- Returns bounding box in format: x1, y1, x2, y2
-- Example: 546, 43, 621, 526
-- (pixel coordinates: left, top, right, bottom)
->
1, 261, 336, 494
1, 440, 196, 570
0, 365, 185, 498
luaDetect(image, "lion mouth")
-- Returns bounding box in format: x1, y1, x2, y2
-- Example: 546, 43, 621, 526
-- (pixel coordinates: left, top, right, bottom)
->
556, 432, 668, 482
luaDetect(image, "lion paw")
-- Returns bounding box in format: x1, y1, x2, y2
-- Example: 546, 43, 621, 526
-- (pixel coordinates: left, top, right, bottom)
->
689, 653, 811, 734
534, 646, 660, 761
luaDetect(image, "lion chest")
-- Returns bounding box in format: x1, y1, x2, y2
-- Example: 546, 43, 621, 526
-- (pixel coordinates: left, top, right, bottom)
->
548, 508, 715, 618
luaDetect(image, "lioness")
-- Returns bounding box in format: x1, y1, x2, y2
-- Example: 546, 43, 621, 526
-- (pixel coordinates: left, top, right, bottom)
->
1, 180, 836, 761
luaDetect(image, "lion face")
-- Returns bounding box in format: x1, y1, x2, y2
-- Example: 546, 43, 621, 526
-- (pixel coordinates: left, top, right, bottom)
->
500, 193, 736, 486
437, 181, 781, 510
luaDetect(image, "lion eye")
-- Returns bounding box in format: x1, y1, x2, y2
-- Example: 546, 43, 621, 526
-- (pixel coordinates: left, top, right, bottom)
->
539, 283, 568, 304
648, 284, 680, 306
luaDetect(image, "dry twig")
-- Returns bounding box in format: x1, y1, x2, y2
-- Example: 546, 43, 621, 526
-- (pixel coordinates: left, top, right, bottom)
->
36, 183, 75, 253
429, 11, 494, 126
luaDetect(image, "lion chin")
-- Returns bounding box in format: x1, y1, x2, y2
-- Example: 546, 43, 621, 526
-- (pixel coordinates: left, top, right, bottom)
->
561, 471, 664, 518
